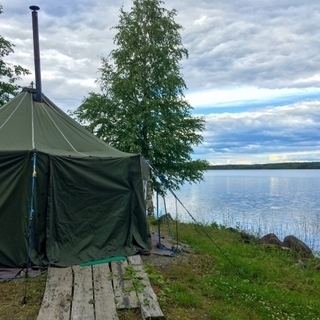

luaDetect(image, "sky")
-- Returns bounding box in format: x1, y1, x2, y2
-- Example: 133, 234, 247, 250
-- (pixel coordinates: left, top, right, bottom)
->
1, 0, 320, 165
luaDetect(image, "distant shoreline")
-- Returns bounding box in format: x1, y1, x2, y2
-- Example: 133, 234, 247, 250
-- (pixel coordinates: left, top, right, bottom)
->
207, 162, 320, 170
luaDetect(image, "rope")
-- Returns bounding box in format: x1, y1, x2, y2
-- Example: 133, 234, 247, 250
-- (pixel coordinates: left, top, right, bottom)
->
23, 150, 38, 304
156, 192, 162, 248
148, 163, 245, 279
175, 197, 179, 250
162, 196, 174, 240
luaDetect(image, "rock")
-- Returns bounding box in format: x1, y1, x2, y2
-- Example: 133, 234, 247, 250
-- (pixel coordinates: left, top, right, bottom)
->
283, 235, 314, 258
156, 213, 173, 224
239, 231, 254, 243
226, 227, 238, 233
259, 233, 284, 246
295, 259, 306, 270
280, 246, 291, 252
226, 228, 254, 243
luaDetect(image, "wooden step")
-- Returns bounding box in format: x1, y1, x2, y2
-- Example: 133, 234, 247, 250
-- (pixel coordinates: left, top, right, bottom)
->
128, 256, 165, 320
37, 256, 165, 319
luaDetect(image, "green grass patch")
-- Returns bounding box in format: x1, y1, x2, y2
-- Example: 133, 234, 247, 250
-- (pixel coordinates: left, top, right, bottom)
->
0, 273, 46, 320
146, 222, 320, 320
1, 222, 320, 319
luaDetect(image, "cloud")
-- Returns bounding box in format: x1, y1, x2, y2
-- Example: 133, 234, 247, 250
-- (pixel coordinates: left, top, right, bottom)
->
3, 1, 320, 98
1, 0, 320, 164
176, 0, 320, 91
186, 87, 320, 110
198, 100, 320, 164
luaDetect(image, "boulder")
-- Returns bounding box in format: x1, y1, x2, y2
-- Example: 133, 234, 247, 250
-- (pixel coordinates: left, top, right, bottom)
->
239, 231, 254, 243
259, 233, 284, 246
226, 227, 238, 233
226, 228, 254, 243
283, 235, 314, 258
156, 213, 173, 224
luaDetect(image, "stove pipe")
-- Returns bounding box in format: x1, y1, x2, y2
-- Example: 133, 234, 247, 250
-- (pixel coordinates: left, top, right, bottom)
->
29, 6, 42, 102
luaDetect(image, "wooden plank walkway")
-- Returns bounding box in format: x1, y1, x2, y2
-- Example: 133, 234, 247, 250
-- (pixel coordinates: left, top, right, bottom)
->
37, 255, 165, 320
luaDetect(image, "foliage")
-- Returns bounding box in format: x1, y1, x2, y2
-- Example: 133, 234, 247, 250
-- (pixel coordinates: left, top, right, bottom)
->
124, 265, 145, 293
147, 223, 320, 319
0, 5, 30, 107
71, 0, 208, 193
2, 224, 320, 319
0, 273, 46, 320
208, 161, 320, 170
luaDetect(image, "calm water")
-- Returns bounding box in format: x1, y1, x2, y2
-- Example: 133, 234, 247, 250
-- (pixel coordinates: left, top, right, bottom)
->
157, 170, 320, 253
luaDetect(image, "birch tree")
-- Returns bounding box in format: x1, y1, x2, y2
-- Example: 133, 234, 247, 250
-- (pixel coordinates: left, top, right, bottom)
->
72, 0, 208, 212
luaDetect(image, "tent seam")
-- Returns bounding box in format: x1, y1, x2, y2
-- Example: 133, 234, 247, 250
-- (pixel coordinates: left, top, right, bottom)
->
0, 92, 28, 130
31, 94, 35, 149
39, 103, 89, 156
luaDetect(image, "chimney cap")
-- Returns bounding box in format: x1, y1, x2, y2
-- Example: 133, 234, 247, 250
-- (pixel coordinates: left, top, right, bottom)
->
29, 6, 40, 11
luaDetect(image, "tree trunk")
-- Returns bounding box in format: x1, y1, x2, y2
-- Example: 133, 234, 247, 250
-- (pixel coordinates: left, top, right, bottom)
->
146, 179, 154, 217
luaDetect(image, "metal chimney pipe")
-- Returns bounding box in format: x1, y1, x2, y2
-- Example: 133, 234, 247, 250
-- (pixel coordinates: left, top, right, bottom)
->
29, 6, 42, 102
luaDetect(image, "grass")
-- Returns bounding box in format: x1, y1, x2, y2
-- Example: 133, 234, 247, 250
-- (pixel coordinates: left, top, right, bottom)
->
1, 222, 320, 319
145, 222, 320, 320
0, 273, 46, 320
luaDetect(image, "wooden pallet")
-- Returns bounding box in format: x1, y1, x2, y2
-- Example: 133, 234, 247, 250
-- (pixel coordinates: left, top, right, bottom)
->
37, 255, 164, 320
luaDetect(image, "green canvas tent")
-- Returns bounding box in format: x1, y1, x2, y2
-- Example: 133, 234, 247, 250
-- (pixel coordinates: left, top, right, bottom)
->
0, 88, 151, 267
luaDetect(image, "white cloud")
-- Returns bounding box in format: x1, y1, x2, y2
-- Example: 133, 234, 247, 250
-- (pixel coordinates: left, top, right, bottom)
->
2, 0, 320, 164
198, 100, 320, 164
194, 15, 208, 25
186, 87, 320, 108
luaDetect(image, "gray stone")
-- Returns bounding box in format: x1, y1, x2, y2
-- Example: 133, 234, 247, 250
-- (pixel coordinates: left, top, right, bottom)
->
259, 233, 284, 246
283, 235, 314, 258
156, 213, 173, 224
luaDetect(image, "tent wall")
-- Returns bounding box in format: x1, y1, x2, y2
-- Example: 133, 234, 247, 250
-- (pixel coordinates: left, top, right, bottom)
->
130, 156, 151, 250
0, 151, 31, 267
0, 91, 150, 268
0, 150, 150, 267
32, 152, 50, 265
45, 155, 148, 266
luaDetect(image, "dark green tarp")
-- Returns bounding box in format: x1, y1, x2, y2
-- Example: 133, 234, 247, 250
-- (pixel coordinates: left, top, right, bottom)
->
0, 88, 150, 267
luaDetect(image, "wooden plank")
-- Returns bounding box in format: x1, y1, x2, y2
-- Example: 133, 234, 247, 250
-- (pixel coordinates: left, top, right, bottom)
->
92, 264, 119, 320
111, 260, 139, 310
130, 264, 165, 320
37, 267, 72, 320
71, 265, 95, 320
128, 255, 143, 266
128, 255, 165, 319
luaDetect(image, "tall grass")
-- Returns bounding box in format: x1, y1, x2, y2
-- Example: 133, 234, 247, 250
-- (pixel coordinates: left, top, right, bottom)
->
155, 196, 320, 255
146, 222, 320, 320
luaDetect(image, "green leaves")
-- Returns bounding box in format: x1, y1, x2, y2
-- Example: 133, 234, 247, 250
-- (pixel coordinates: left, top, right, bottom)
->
0, 5, 30, 107
72, 0, 208, 193
124, 265, 146, 293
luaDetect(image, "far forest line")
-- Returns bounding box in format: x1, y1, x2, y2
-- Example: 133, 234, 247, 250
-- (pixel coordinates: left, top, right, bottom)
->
207, 162, 320, 170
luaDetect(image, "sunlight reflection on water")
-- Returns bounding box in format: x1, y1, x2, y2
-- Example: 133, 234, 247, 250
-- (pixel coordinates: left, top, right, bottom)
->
155, 170, 320, 254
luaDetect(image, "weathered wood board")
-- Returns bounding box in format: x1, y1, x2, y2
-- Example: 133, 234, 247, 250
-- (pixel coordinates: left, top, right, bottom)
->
92, 264, 119, 320
37, 256, 165, 320
128, 255, 143, 266
128, 256, 165, 320
111, 260, 139, 310
37, 267, 72, 320
71, 265, 95, 320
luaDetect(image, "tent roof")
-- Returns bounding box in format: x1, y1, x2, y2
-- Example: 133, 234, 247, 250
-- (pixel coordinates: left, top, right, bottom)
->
0, 88, 133, 157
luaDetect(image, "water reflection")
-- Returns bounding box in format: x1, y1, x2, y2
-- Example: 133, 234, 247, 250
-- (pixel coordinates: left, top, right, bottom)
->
156, 170, 320, 253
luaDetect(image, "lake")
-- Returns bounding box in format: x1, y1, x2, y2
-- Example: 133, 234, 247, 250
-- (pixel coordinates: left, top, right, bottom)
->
156, 170, 320, 254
